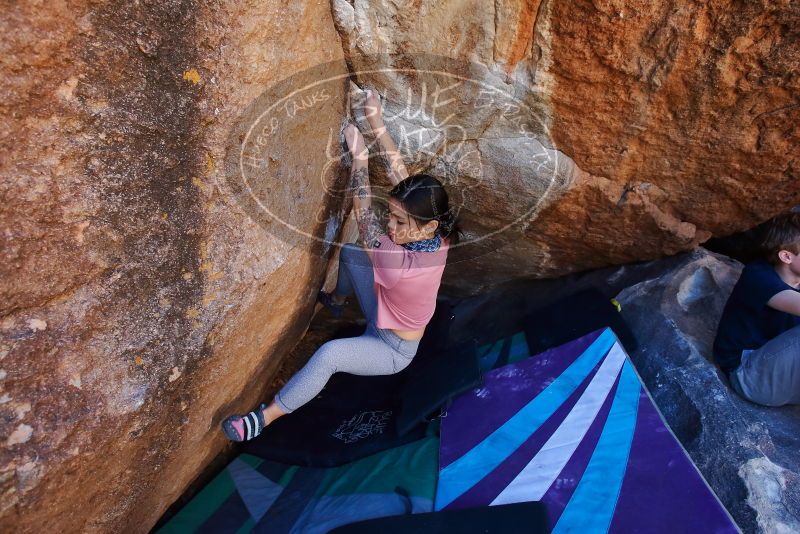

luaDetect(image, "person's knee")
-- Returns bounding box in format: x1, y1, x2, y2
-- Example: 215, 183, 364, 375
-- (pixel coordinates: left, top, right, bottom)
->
311, 343, 340, 373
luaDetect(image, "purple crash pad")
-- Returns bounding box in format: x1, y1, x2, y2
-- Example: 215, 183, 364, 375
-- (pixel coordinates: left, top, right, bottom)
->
436, 328, 739, 533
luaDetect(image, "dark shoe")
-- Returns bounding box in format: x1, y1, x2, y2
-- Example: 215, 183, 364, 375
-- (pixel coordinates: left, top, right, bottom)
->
317, 290, 345, 318
221, 403, 267, 442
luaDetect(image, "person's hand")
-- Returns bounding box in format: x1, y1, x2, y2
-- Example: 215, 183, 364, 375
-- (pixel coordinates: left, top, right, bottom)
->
363, 89, 384, 129
344, 123, 368, 160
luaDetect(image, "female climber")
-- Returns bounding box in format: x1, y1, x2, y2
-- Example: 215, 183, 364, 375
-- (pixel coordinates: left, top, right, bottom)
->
222, 89, 462, 442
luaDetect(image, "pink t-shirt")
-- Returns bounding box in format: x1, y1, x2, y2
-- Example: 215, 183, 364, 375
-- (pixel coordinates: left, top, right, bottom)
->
372, 234, 449, 330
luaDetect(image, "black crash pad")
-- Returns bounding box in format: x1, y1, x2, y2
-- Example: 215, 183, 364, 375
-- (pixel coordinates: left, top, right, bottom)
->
329, 501, 550, 534
242, 300, 481, 467
522, 288, 636, 355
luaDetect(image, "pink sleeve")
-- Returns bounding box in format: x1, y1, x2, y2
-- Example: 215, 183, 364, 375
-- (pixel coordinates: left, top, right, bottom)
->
372, 234, 411, 289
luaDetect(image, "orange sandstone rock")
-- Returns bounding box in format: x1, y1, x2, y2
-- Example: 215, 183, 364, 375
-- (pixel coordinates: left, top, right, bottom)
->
0, 1, 346, 532
331, 0, 799, 293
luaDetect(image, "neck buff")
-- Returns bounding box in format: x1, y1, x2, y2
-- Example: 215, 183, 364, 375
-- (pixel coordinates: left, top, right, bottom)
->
400, 234, 442, 252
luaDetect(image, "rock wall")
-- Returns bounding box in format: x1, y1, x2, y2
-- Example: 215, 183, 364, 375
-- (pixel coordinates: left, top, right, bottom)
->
0, 1, 347, 532
1, 0, 798, 532
331, 0, 799, 294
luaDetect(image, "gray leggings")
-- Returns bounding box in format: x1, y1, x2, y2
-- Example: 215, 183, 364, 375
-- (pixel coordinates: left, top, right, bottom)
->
730, 324, 800, 406
274, 244, 421, 414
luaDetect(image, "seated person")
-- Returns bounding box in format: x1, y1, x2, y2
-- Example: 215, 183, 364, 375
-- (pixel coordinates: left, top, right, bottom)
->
713, 212, 800, 406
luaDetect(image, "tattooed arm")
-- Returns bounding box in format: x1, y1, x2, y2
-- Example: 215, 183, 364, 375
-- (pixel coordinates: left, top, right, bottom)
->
364, 89, 409, 187
345, 123, 384, 263
352, 166, 384, 259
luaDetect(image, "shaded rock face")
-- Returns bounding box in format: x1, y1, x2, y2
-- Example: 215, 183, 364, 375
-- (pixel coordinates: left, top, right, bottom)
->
1, 1, 799, 533
331, 0, 799, 294
0, 1, 347, 532
616, 249, 800, 533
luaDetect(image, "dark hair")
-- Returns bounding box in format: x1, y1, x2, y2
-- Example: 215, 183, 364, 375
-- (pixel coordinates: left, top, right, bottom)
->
761, 212, 800, 265
388, 173, 463, 245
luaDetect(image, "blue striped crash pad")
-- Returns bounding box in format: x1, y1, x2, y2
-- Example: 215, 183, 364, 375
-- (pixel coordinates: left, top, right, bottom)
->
436, 328, 740, 533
